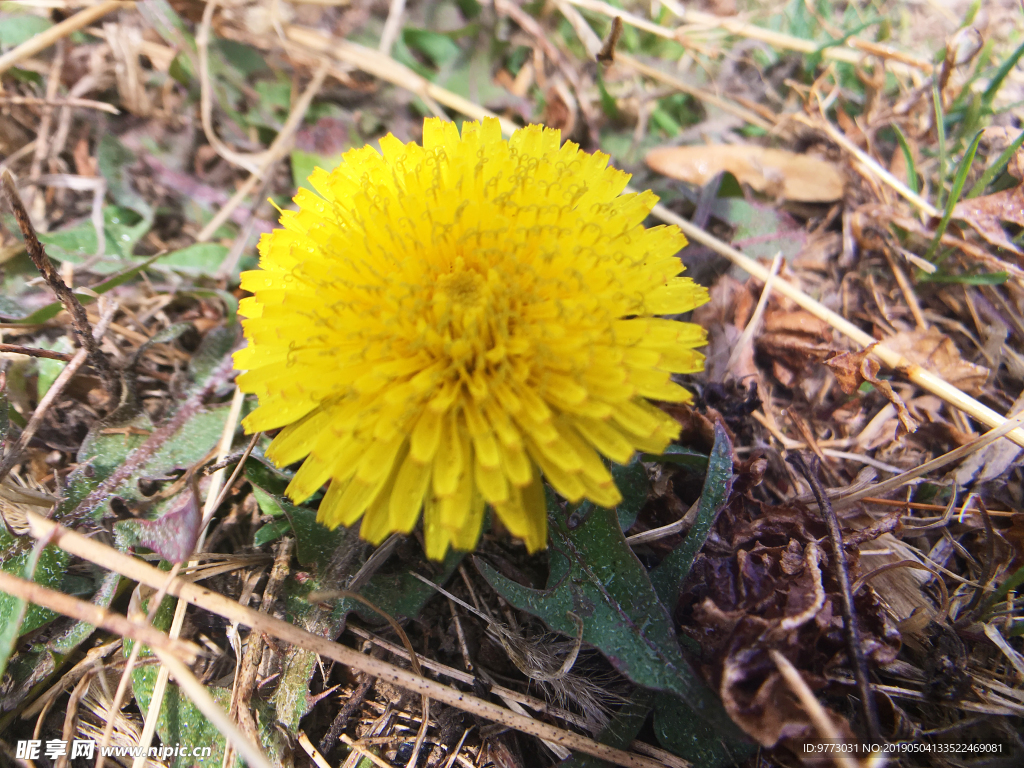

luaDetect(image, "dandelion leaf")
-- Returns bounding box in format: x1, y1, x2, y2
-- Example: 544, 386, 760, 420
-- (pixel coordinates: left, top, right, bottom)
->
478, 486, 750, 760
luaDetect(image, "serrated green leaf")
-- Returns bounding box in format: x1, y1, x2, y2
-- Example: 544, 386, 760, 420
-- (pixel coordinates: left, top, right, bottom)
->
649, 424, 734, 610
0, 532, 68, 667
127, 593, 229, 768
610, 457, 647, 532
478, 492, 740, 745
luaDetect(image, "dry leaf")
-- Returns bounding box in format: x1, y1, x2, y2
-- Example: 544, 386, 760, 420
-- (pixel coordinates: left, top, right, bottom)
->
646, 144, 845, 202
825, 346, 918, 438
885, 328, 990, 395
763, 310, 832, 338
952, 182, 1024, 255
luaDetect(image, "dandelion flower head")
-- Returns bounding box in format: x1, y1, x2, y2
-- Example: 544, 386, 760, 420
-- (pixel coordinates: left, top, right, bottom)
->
234, 118, 709, 559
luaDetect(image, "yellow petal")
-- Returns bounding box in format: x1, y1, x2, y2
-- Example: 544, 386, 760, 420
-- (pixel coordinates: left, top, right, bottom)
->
389, 454, 432, 530
432, 411, 464, 497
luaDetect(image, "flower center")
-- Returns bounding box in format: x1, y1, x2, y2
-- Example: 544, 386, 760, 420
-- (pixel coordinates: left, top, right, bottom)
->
437, 269, 484, 308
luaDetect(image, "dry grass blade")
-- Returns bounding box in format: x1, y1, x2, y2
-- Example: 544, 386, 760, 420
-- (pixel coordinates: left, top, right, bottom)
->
770, 651, 864, 768
647, 201, 1024, 448
788, 453, 883, 745
0, 570, 199, 662
0, 1, 126, 75
19, 508, 670, 768
0, 171, 116, 393
833, 410, 1024, 509
133, 386, 244, 766
151, 649, 275, 768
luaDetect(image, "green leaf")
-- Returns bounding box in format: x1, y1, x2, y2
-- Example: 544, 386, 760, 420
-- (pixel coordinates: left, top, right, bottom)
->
0, 297, 30, 321
291, 148, 344, 192
980, 562, 1024, 617
251, 484, 288, 518
0, 382, 8, 447
982, 39, 1024, 111
595, 70, 620, 120
478, 491, 741, 744
282, 502, 347, 571
403, 28, 462, 67
254, 519, 292, 547
933, 83, 949, 210
186, 324, 239, 394
611, 457, 648, 532
454, 0, 482, 19
357, 547, 462, 622
0, 533, 68, 666
0, 13, 51, 48
649, 424, 734, 610
710, 196, 806, 261
212, 38, 269, 77
68, 411, 156, 511
244, 454, 292, 498
253, 78, 293, 117
967, 128, 1024, 198
47, 570, 123, 656
96, 134, 153, 220
11, 254, 166, 324
642, 444, 709, 472
918, 269, 1008, 285
653, 691, 755, 768
155, 243, 229, 276
143, 405, 238, 486
127, 594, 229, 768
36, 206, 150, 266
925, 129, 983, 262
36, 336, 73, 399
891, 124, 919, 194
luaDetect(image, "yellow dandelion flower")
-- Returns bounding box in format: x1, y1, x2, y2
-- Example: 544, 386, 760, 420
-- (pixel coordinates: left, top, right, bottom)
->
234, 118, 709, 559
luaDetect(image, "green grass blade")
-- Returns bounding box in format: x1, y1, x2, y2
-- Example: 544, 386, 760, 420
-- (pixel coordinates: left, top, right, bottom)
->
967, 128, 1024, 198
933, 83, 947, 209
925, 129, 982, 263
982, 38, 1024, 109
891, 124, 919, 194
918, 270, 1008, 285
981, 563, 1024, 617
